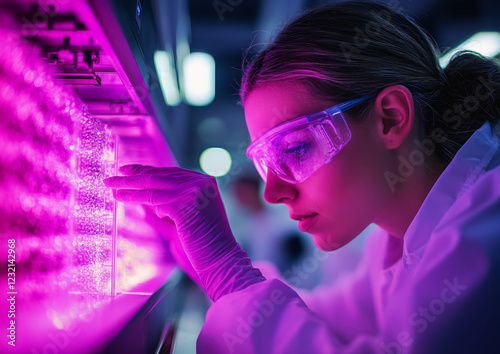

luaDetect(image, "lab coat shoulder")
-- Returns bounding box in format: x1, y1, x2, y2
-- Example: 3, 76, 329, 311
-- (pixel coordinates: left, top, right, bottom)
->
415, 163, 500, 352
395, 122, 500, 353
404, 122, 500, 285
428, 179, 499, 352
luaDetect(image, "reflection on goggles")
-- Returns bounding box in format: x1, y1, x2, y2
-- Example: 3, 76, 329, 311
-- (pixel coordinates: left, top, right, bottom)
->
247, 94, 375, 184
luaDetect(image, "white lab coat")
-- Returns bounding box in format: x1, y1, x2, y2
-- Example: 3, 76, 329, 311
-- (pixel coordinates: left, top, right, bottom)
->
196, 121, 500, 354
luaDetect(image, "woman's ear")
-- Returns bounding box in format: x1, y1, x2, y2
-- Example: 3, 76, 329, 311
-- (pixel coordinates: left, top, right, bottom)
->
372, 85, 414, 149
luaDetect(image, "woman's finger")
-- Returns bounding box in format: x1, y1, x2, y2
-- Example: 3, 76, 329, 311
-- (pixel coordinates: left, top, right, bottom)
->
114, 188, 194, 211
103, 175, 151, 189
119, 164, 179, 176
119, 164, 207, 179
114, 188, 163, 205
104, 173, 193, 190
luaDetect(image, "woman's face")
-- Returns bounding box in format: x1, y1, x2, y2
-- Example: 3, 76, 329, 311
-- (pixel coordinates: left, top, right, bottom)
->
244, 82, 395, 251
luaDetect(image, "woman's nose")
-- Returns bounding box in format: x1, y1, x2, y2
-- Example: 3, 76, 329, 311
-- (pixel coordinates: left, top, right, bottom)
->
263, 170, 297, 204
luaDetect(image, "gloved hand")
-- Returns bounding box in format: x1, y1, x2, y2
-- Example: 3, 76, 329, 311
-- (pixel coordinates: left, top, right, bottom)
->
104, 164, 265, 301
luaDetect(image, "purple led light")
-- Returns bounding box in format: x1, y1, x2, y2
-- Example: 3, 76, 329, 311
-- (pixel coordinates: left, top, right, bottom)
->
0, 27, 173, 353
0, 30, 116, 332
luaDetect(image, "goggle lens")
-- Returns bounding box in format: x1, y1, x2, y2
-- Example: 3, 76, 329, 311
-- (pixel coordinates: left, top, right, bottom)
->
247, 94, 375, 184
252, 118, 344, 183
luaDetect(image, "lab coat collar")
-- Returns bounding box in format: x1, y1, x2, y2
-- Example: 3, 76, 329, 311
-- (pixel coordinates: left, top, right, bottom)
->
402, 121, 500, 266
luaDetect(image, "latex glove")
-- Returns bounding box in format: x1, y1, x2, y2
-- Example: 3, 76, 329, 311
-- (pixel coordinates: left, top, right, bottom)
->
104, 164, 265, 302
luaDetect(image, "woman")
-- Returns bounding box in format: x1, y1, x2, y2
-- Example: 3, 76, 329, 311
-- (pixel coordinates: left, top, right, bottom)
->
105, 2, 500, 353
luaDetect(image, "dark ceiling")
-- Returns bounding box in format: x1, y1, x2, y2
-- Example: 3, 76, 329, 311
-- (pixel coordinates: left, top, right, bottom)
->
182, 0, 500, 173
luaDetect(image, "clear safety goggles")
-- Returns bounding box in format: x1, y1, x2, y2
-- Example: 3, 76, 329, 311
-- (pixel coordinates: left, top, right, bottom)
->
246, 94, 375, 184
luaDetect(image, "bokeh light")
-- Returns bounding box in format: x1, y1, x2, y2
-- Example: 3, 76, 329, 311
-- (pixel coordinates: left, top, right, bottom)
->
199, 147, 232, 177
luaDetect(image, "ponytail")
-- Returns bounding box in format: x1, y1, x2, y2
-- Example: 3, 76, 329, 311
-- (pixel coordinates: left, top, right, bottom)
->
430, 52, 500, 164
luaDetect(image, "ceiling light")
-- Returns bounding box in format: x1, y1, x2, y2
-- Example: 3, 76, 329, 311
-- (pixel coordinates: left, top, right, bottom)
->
440, 32, 500, 68
154, 50, 181, 106
183, 52, 215, 106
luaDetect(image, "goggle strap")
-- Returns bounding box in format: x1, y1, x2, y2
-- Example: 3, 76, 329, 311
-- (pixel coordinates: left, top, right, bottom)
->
329, 93, 377, 113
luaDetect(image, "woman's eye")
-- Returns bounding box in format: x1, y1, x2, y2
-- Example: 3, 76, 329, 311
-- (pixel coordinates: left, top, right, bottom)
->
285, 144, 308, 158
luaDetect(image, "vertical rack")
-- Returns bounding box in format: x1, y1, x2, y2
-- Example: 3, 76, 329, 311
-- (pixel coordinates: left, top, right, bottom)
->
111, 133, 118, 299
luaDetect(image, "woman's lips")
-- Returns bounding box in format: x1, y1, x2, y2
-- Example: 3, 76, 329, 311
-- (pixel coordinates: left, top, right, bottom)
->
297, 214, 319, 232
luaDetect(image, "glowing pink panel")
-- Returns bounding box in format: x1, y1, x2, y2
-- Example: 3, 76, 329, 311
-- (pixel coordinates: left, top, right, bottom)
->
0, 29, 170, 354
